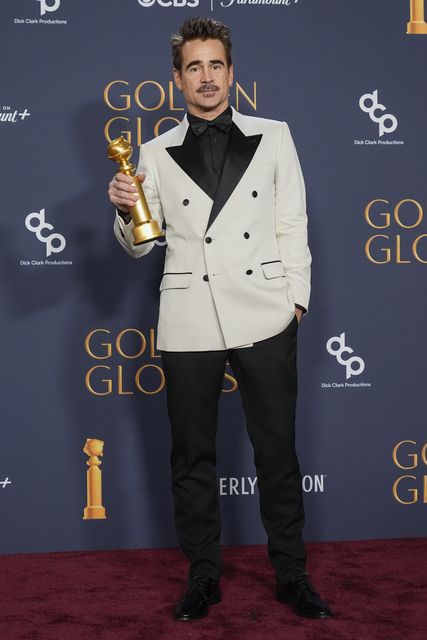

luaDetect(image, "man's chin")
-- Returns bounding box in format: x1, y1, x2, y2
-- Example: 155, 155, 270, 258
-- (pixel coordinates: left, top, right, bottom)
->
196, 98, 226, 113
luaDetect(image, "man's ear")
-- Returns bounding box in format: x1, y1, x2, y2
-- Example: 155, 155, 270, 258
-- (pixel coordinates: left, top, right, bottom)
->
173, 67, 182, 92
228, 63, 234, 88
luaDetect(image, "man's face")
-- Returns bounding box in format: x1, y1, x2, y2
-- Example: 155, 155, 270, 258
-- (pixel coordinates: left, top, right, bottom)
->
173, 38, 233, 118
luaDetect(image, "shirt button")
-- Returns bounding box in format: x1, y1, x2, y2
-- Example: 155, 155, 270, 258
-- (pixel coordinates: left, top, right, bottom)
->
203, 274, 209, 282
205, 236, 212, 244
183, 199, 189, 206
244, 232, 250, 239
246, 269, 253, 275
252, 191, 258, 198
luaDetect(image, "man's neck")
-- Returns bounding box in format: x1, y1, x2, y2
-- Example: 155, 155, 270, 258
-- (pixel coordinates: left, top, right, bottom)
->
187, 102, 231, 121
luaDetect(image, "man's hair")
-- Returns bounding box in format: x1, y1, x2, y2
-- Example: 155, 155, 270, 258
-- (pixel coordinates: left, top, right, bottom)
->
171, 17, 232, 71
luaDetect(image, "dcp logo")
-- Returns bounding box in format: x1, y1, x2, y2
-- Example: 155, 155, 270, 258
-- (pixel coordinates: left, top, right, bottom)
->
326, 333, 365, 379
137, 0, 199, 7
359, 90, 398, 137
25, 208, 66, 257
36, 0, 60, 16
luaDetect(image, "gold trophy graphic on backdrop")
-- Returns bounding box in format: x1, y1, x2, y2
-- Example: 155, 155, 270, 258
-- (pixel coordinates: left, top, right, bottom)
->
107, 136, 164, 245
83, 438, 107, 520
407, 0, 427, 33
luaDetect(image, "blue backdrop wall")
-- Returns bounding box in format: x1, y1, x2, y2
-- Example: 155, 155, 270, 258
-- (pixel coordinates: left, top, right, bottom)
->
1, 0, 426, 554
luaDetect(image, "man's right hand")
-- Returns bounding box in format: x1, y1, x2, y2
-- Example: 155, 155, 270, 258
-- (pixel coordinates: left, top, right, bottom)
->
108, 172, 146, 213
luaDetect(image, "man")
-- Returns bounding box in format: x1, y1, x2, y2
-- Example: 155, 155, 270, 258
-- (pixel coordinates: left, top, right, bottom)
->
109, 17, 332, 622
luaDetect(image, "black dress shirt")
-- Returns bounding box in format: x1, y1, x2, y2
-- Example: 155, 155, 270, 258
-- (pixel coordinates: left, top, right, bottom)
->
187, 105, 232, 186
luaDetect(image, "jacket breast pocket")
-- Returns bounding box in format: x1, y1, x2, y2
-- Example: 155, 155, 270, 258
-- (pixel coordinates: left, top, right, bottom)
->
159, 272, 192, 291
260, 260, 286, 279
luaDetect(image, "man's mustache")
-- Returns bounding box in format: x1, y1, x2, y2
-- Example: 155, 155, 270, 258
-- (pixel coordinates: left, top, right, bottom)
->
197, 85, 219, 93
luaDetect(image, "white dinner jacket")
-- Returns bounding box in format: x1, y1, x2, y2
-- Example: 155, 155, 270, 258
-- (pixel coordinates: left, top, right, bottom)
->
114, 106, 312, 351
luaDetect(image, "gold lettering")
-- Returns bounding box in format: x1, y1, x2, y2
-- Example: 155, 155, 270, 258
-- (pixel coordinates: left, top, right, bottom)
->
394, 199, 423, 228
85, 366, 112, 396
396, 235, 411, 264
149, 328, 161, 359
118, 365, 133, 395
392, 440, 417, 469
116, 329, 147, 359
365, 235, 391, 264
223, 372, 238, 393
135, 364, 165, 394
168, 81, 184, 111
235, 82, 257, 111
104, 117, 131, 144
392, 475, 418, 504
85, 329, 111, 360
413, 234, 427, 263
103, 81, 131, 111
365, 199, 390, 228
135, 81, 165, 111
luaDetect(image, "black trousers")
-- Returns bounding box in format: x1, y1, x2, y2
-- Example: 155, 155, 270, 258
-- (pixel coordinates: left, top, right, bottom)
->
160, 314, 307, 583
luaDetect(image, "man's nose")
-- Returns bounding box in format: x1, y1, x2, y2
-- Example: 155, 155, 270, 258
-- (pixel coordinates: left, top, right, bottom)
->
200, 67, 213, 83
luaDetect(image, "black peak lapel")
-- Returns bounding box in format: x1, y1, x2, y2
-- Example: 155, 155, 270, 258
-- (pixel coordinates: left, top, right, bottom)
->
206, 123, 262, 232
166, 128, 218, 201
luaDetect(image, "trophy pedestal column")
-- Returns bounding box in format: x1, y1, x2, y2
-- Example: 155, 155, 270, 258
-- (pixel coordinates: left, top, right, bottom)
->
407, 0, 427, 32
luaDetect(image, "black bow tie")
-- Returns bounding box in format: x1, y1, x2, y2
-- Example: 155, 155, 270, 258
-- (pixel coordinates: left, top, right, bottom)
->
190, 112, 232, 136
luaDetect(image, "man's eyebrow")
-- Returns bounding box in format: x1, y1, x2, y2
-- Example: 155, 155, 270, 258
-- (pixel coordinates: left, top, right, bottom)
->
185, 59, 225, 70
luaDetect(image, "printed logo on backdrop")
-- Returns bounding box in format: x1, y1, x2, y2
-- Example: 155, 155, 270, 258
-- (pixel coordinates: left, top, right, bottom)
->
0, 106, 31, 124
137, 0, 199, 6
136, 0, 300, 8
354, 91, 404, 147
0, 477, 12, 489
12, 0, 66, 25
21, 208, 72, 267
219, 474, 326, 496
392, 440, 427, 505
365, 198, 427, 265
321, 332, 372, 390
84, 327, 238, 396
218, 0, 300, 7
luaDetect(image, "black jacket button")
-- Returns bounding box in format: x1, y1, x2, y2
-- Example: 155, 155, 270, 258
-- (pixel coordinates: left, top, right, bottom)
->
183, 199, 189, 206
203, 274, 209, 282
252, 191, 258, 198
205, 236, 212, 244
246, 269, 253, 275
244, 232, 250, 239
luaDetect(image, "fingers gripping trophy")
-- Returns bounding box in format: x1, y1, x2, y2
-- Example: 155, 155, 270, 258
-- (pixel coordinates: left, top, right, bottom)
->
107, 136, 164, 245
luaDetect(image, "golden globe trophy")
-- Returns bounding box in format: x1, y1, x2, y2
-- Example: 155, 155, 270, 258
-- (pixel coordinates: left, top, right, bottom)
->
83, 438, 106, 520
407, 0, 427, 33
107, 136, 164, 245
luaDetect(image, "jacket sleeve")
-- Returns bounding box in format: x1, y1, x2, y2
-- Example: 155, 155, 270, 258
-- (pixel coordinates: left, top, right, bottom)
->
113, 142, 164, 259
275, 122, 312, 314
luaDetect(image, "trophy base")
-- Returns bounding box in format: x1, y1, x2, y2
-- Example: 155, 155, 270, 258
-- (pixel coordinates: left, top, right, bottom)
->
407, 21, 427, 34
132, 220, 164, 246
83, 506, 106, 519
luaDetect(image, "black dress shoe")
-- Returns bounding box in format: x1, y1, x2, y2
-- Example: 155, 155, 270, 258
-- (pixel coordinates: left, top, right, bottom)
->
277, 572, 332, 619
174, 575, 221, 621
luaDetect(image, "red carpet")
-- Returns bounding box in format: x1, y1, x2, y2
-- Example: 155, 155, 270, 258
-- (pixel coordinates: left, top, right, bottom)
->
0, 538, 425, 640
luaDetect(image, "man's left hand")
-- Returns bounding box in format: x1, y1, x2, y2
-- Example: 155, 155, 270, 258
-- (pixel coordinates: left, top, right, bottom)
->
295, 308, 303, 324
